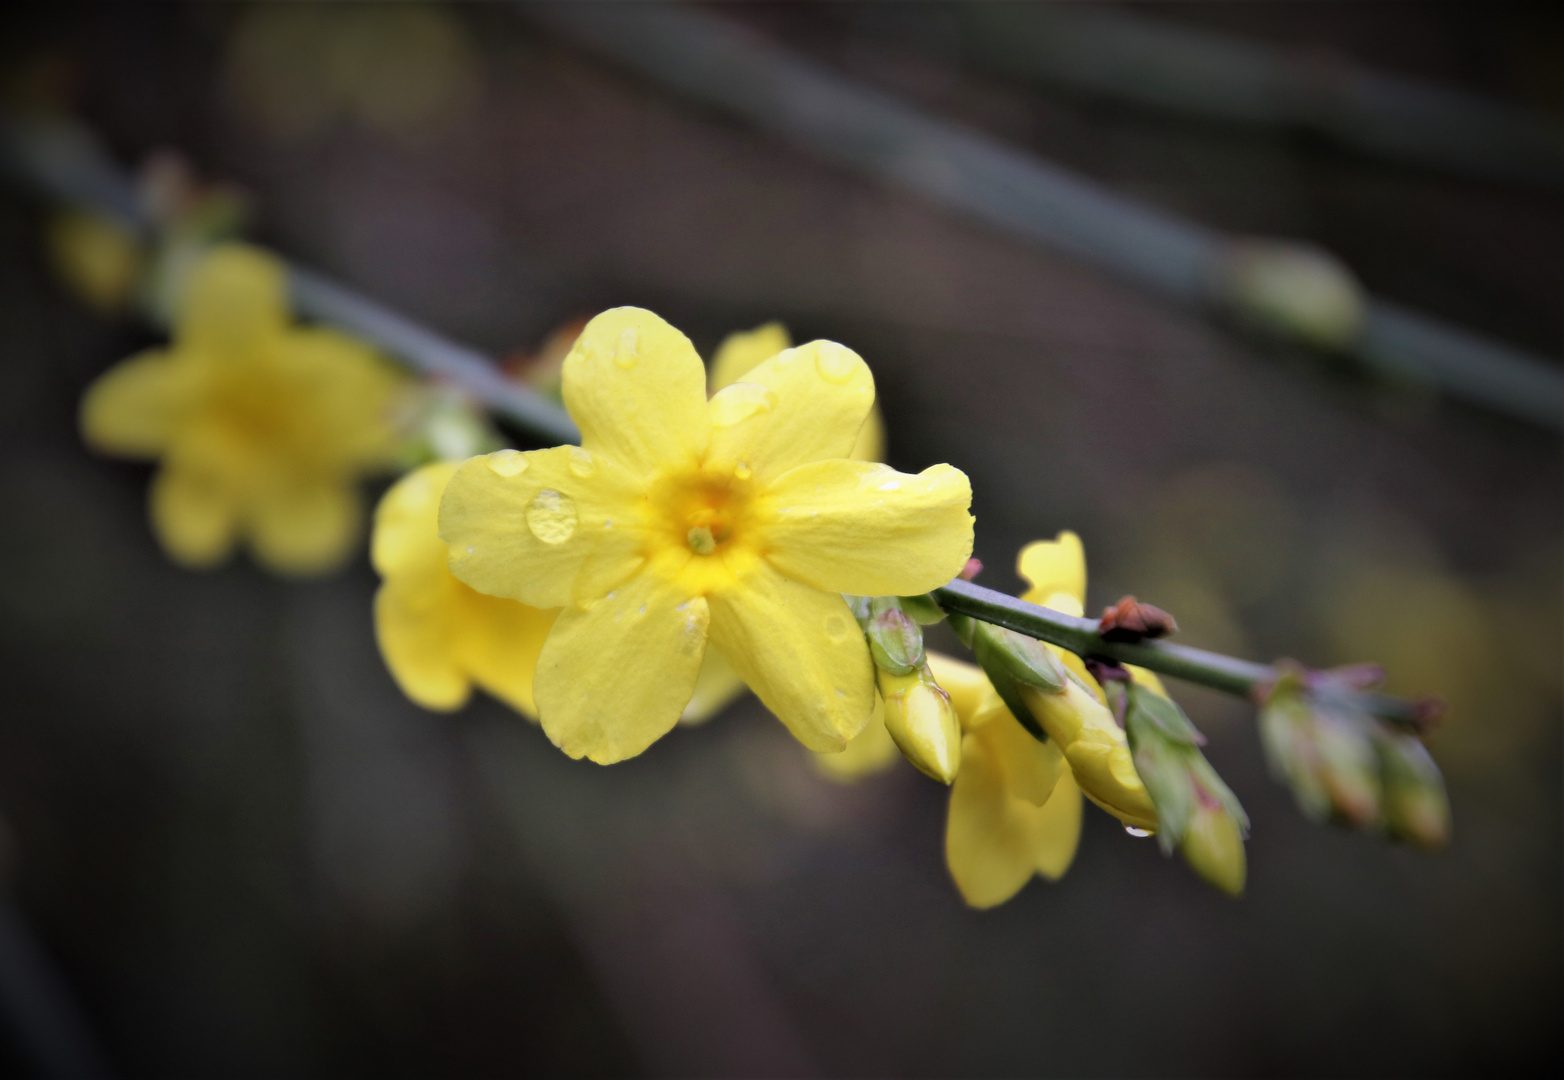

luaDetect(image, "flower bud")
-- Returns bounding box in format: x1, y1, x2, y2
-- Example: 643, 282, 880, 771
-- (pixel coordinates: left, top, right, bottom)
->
1313, 708, 1382, 828
1019, 676, 1158, 830
879, 667, 962, 784
1376, 731, 1451, 850
1215, 239, 1366, 351
971, 621, 1065, 693
1180, 797, 1247, 897
867, 602, 924, 676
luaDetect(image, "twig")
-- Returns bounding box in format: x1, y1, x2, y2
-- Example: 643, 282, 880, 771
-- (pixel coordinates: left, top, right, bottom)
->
932, 578, 1426, 729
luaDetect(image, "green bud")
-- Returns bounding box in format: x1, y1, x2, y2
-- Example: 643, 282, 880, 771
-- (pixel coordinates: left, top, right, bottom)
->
898, 593, 947, 625
1216, 239, 1366, 351
1375, 731, 1450, 850
1313, 707, 1382, 829
866, 599, 924, 675
878, 667, 961, 784
971, 621, 1065, 693
1123, 683, 1249, 893
1180, 800, 1247, 898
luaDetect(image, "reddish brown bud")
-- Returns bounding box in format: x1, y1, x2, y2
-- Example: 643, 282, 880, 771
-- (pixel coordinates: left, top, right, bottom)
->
958, 558, 983, 582
1097, 596, 1179, 642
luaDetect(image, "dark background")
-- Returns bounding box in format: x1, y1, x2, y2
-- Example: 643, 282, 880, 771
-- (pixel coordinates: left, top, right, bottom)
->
1, 3, 1559, 1076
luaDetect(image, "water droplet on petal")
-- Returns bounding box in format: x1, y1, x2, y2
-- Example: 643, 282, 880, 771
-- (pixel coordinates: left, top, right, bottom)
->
638, 604, 647, 615
567, 446, 595, 477
823, 614, 851, 642
615, 326, 640, 368
814, 341, 858, 383
773, 347, 798, 368
709, 381, 778, 427
877, 479, 901, 492
487, 449, 529, 477
1125, 826, 1153, 838
526, 489, 577, 544
734, 462, 752, 481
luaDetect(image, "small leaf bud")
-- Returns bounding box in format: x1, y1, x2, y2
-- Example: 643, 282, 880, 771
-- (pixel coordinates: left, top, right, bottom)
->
1180, 795, 1247, 897
1375, 731, 1451, 850
867, 601, 924, 675
971, 621, 1066, 693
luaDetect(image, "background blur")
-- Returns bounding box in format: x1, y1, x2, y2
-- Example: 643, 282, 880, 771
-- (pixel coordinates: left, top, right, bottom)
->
1, 2, 1559, 1076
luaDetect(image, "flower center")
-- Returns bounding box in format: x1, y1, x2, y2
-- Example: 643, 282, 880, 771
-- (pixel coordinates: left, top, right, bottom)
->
646, 465, 762, 592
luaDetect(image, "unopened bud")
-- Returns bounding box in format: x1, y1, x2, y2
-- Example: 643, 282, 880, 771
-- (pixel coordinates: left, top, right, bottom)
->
867, 600, 924, 675
879, 668, 962, 784
1216, 239, 1366, 351
972, 621, 1065, 692
1313, 708, 1382, 828
1376, 732, 1451, 849
1180, 796, 1247, 897
1020, 676, 1158, 830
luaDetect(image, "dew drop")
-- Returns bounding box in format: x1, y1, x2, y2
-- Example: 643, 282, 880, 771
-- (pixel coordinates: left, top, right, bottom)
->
814, 341, 857, 383
773, 347, 798, 368
526, 489, 577, 544
709, 381, 778, 427
1125, 826, 1153, 838
638, 603, 647, 615
823, 614, 850, 642
486, 449, 529, 477
733, 462, 753, 481
567, 446, 595, 477
877, 479, 901, 492
615, 326, 640, 368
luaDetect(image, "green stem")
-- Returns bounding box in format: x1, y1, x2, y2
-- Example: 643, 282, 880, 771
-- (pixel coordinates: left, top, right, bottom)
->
932, 578, 1425, 729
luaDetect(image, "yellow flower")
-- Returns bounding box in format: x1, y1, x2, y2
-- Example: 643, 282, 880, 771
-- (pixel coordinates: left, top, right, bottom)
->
714, 324, 901, 772
47, 208, 144, 313
439, 307, 973, 764
372, 462, 557, 714
80, 244, 406, 575
1016, 531, 1159, 830
930, 651, 1082, 909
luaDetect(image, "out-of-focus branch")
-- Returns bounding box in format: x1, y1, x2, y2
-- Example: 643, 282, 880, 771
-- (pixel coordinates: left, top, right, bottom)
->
525, 2, 1564, 432
0, 113, 578, 445
957, 4, 1564, 191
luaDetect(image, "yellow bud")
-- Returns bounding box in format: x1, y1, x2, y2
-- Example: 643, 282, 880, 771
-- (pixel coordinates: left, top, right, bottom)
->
1180, 803, 1247, 897
879, 669, 961, 784
47, 208, 144, 312
1019, 679, 1158, 830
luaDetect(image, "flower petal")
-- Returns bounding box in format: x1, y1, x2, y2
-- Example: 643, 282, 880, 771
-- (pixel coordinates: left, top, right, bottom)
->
705, 340, 875, 486
925, 651, 990, 729
177, 244, 289, 361
533, 572, 709, 764
814, 692, 898, 781
1018, 530, 1088, 615
375, 577, 471, 710
150, 465, 239, 568
945, 732, 1039, 909
982, 711, 1064, 807
680, 648, 749, 725
760, 459, 973, 597
1032, 767, 1083, 881
440, 446, 645, 609
80, 350, 197, 458
373, 462, 458, 579
709, 322, 791, 391
247, 476, 361, 576
455, 589, 557, 718
562, 307, 711, 477
706, 564, 874, 752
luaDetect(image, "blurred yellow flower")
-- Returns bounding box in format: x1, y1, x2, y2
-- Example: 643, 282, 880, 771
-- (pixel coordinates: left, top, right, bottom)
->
439, 306, 973, 764
372, 462, 556, 714
46, 208, 144, 313
1016, 531, 1160, 830
930, 651, 1082, 909
80, 244, 406, 575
